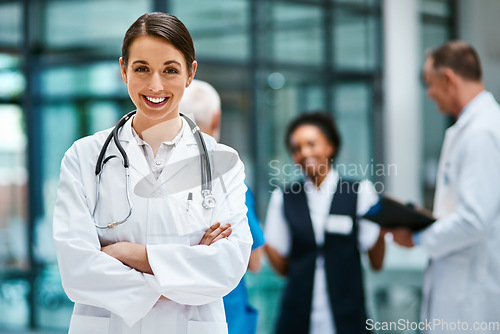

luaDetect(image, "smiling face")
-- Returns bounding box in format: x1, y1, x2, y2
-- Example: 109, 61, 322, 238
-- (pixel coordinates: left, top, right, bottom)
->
289, 124, 335, 184
120, 35, 197, 126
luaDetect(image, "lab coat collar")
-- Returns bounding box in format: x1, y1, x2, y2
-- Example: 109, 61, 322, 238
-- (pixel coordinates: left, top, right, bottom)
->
453, 90, 492, 130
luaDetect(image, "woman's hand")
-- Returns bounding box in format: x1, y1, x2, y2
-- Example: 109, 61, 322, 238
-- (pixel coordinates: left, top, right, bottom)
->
101, 222, 232, 273
368, 230, 386, 271
383, 227, 415, 248
101, 241, 153, 274
199, 222, 232, 245
265, 244, 289, 276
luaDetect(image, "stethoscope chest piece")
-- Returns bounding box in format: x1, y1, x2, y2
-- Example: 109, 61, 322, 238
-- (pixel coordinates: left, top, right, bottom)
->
202, 190, 217, 209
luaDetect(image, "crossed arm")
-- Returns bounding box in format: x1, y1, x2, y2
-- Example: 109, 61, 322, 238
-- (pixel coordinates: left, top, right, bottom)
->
101, 222, 232, 274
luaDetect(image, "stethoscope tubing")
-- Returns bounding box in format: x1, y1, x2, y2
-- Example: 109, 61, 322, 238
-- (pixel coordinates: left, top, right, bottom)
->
92, 111, 214, 229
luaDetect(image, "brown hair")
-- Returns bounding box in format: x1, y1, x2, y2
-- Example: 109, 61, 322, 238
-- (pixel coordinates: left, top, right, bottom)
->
428, 40, 482, 81
121, 12, 195, 73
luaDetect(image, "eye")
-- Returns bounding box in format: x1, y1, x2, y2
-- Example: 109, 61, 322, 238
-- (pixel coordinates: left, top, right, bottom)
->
134, 66, 148, 73
165, 68, 179, 75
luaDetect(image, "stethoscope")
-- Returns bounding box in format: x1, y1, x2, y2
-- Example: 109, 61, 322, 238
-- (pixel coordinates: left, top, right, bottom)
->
92, 110, 216, 229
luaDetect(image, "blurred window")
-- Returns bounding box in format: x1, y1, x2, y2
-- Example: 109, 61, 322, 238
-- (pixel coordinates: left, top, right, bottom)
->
44, 0, 151, 53
172, 0, 249, 61
270, 3, 324, 65
334, 82, 374, 177
333, 9, 379, 70
0, 104, 29, 328
421, 0, 451, 16
0, 3, 22, 47
420, 0, 455, 209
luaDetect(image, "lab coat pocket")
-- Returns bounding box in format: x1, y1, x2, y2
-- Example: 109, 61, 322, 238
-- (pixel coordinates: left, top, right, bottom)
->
68, 315, 110, 334
325, 215, 353, 235
167, 194, 212, 236
187, 320, 228, 334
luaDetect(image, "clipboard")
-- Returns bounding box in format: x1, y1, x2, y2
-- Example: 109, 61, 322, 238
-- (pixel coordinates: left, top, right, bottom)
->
363, 195, 436, 231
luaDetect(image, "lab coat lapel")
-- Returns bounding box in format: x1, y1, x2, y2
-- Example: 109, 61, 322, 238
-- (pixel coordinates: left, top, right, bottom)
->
126, 140, 157, 184
118, 116, 156, 186
434, 121, 460, 218
433, 92, 490, 217
438, 91, 489, 171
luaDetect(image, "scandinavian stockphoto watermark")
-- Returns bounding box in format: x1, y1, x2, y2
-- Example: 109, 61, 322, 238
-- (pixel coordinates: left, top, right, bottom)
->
268, 159, 397, 194
366, 318, 500, 333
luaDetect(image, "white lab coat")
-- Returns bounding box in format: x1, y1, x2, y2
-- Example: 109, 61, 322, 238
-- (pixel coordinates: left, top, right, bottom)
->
419, 91, 500, 333
53, 116, 252, 334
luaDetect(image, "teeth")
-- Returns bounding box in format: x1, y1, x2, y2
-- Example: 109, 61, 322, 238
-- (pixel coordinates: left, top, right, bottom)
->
145, 96, 167, 104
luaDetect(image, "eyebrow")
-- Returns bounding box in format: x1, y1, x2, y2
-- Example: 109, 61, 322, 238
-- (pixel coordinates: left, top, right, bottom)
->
131, 60, 182, 66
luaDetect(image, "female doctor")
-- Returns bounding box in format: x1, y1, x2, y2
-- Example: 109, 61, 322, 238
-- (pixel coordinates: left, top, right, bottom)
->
53, 12, 252, 334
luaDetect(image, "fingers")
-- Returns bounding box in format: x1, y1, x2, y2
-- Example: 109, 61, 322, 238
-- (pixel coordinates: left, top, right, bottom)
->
383, 228, 414, 248
199, 222, 232, 246
199, 222, 221, 245
209, 225, 232, 245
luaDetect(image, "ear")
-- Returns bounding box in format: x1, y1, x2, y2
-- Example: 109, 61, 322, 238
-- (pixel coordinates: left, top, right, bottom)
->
186, 60, 198, 87
210, 109, 221, 141
327, 143, 336, 161
442, 68, 458, 90
119, 57, 128, 84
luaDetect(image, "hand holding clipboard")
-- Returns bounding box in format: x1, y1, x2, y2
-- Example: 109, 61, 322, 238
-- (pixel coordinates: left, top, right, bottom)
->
363, 195, 436, 231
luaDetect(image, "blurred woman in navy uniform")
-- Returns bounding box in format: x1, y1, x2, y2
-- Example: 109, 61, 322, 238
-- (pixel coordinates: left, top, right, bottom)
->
265, 112, 385, 334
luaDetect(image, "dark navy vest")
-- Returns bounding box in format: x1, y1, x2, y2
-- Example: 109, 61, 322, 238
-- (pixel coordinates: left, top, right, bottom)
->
276, 180, 368, 334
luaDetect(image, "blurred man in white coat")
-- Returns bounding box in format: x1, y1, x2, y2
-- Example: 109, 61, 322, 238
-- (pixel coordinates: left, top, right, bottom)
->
179, 80, 265, 334
390, 41, 500, 333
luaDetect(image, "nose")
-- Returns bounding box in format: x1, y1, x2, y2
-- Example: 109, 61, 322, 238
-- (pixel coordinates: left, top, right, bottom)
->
300, 145, 313, 158
293, 145, 311, 162
149, 73, 163, 92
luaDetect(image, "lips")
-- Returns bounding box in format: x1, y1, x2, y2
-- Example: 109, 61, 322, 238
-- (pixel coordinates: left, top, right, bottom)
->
302, 158, 318, 166
143, 95, 169, 108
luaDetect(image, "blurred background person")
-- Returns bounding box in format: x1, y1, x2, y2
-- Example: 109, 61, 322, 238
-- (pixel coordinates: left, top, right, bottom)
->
264, 112, 385, 334
180, 79, 265, 334
390, 41, 500, 333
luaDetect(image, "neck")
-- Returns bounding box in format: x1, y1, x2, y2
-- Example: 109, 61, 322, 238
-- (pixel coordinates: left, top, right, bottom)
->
454, 82, 485, 118
310, 165, 331, 188
132, 114, 183, 155
312, 175, 326, 188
